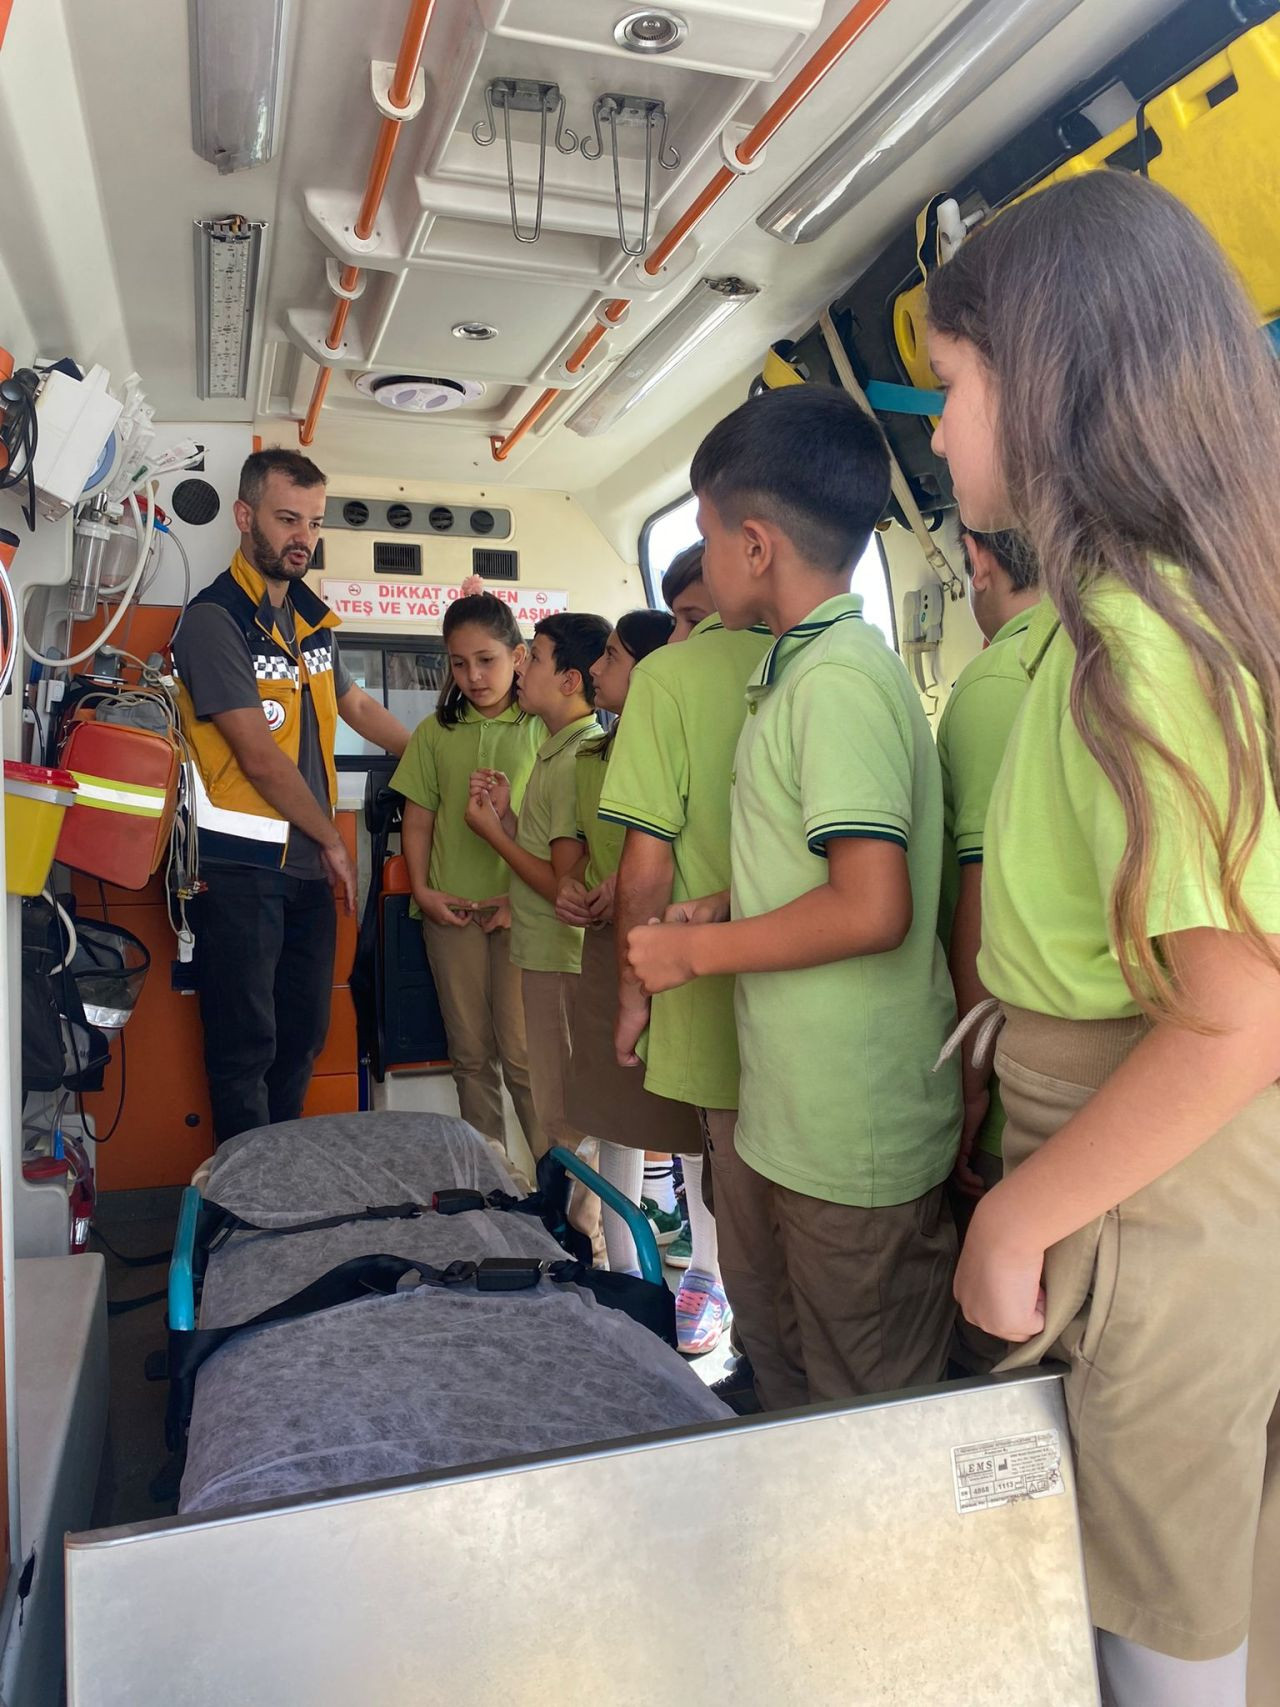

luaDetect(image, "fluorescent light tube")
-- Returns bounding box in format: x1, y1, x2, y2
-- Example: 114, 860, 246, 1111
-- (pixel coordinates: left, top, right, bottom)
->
758, 0, 1087, 245
188, 0, 291, 174
567, 278, 759, 438
194, 216, 267, 400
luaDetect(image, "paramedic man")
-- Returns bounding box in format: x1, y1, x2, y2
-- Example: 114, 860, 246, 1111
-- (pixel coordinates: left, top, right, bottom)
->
173, 448, 410, 1145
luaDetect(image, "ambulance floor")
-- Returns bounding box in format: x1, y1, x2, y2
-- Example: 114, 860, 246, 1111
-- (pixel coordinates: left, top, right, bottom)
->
90, 1188, 735, 1531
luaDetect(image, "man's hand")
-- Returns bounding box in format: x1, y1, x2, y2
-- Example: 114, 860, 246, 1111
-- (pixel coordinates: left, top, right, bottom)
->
951, 1092, 991, 1198
627, 919, 701, 995
477, 895, 511, 934
322, 838, 357, 914
556, 876, 595, 928
615, 987, 650, 1068
416, 888, 474, 928
663, 890, 730, 926
470, 769, 511, 821
587, 872, 617, 924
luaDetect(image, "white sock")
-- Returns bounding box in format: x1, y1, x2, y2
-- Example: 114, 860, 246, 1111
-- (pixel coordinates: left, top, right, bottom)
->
596, 1142, 645, 1277
1097, 1631, 1247, 1707
643, 1157, 678, 1214
679, 1151, 721, 1282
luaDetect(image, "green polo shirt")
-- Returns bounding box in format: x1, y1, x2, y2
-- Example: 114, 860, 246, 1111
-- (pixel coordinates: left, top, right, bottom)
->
731, 593, 960, 1207
510, 713, 600, 974
936, 607, 1035, 1158
599, 616, 772, 1111
575, 737, 624, 889
981, 574, 1280, 1019
391, 702, 544, 912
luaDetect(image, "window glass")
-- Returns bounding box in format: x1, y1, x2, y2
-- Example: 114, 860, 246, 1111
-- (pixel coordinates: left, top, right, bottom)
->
639, 493, 700, 607
853, 535, 895, 648
334, 636, 449, 765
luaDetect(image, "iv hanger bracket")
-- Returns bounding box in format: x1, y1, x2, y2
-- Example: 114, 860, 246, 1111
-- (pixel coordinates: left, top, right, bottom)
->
580, 94, 680, 258
472, 79, 578, 244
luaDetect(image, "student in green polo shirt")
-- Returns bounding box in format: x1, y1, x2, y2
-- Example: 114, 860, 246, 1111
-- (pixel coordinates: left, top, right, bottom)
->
601, 565, 771, 1354
926, 171, 1280, 1702
628, 386, 961, 1412
392, 593, 545, 1166
936, 527, 1039, 1210
464, 612, 610, 1180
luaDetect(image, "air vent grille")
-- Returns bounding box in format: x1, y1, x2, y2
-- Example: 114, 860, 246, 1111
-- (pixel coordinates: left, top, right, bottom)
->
342, 500, 370, 528
323, 498, 512, 539
386, 503, 413, 530
473, 548, 518, 582
428, 506, 454, 533
470, 508, 495, 536
373, 542, 422, 575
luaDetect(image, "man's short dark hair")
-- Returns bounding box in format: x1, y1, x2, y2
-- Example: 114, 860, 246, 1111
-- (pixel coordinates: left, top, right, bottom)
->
239, 448, 327, 508
962, 528, 1038, 593
689, 386, 890, 573
534, 612, 611, 705
660, 542, 704, 608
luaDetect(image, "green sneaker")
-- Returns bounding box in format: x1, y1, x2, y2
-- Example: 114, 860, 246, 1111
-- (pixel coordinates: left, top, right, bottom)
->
664, 1228, 692, 1270
641, 1196, 684, 1246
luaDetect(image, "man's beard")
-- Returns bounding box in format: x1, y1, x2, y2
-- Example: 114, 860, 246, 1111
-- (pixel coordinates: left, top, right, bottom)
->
251, 519, 312, 582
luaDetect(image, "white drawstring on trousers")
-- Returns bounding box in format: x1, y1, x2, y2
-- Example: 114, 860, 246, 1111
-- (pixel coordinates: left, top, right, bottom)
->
934, 997, 1005, 1075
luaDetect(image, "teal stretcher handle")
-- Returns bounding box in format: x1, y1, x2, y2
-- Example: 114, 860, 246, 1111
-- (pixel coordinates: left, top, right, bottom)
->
549, 1145, 664, 1287
863, 379, 944, 415
169, 1185, 201, 1332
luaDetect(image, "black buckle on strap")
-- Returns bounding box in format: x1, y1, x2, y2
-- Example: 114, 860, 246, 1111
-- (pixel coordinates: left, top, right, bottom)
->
431, 1189, 487, 1216
364, 1201, 424, 1221
475, 1257, 543, 1293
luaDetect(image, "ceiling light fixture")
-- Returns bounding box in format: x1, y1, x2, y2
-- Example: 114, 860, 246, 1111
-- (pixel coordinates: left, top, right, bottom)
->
614, 9, 688, 55
451, 322, 499, 342
188, 0, 291, 174
566, 277, 758, 438
193, 215, 266, 400
757, 0, 1087, 244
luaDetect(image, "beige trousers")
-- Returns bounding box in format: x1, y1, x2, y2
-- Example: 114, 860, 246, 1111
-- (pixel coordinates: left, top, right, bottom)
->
520, 968, 603, 1260
422, 919, 544, 1173
995, 1005, 1280, 1670
704, 1107, 956, 1411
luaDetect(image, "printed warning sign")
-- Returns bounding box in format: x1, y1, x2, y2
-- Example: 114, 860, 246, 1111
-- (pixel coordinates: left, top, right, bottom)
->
951, 1429, 1064, 1515
319, 579, 569, 630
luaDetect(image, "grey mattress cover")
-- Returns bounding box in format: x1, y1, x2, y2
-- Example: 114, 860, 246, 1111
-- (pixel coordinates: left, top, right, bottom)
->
180, 1113, 730, 1515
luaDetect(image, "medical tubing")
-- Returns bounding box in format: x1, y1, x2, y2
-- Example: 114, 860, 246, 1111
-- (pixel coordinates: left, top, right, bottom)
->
21, 488, 157, 669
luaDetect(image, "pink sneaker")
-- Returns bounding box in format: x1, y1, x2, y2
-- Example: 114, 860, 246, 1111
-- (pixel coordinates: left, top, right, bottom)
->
675, 1271, 731, 1357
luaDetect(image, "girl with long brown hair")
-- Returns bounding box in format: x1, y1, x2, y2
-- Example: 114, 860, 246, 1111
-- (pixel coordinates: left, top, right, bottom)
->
927, 169, 1280, 1705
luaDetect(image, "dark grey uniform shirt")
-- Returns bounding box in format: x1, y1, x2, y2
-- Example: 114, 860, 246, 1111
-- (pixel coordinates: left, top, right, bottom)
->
174, 599, 352, 878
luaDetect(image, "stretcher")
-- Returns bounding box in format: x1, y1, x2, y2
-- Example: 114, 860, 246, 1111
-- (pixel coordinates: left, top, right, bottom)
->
165, 1111, 730, 1516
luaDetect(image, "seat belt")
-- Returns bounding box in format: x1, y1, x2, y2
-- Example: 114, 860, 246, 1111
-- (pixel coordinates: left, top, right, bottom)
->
165, 1251, 677, 1450
200, 1186, 548, 1255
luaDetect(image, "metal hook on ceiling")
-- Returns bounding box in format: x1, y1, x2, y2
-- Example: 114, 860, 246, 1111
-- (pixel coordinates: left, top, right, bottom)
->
471, 79, 579, 244
580, 94, 680, 258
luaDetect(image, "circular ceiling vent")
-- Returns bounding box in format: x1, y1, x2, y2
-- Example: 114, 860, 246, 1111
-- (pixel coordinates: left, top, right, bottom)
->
354, 373, 486, 413
342, 500, 370, 528
470, 509, 496, 536
386, 503, 414, 530
428, 506, 455, 533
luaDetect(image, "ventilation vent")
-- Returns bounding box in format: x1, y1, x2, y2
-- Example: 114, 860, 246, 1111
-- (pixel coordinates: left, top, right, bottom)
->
374, 542, 422, 575
473, 548, 518, 582
324, 498, 513, 538
171, 478, 220, 525
386, 503, 414, 530
343, 500, 370, 528
428, 506, 454, 533
470, 508, 496, 536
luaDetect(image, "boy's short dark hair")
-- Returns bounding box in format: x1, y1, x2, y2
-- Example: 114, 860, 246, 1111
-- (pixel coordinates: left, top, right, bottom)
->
534, 612, 611, 705
689, 386, 890, 573
239, 448, 327, 508
962, 528, 1038, 593
660, 542, 704, 608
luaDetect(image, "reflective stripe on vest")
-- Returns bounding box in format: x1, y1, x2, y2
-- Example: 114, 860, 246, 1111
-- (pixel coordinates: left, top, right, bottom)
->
187, 764, 288, 847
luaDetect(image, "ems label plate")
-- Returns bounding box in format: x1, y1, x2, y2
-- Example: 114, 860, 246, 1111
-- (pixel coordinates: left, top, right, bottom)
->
951, 1429, 1064, 1515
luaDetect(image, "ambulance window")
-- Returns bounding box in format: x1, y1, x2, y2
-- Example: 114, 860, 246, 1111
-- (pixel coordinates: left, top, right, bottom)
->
853, 536, 895, 649
640, 493, 700, 607
334, 635, 451, 767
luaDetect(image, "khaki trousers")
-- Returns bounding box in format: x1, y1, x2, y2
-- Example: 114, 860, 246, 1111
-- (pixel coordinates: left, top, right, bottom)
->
520, 968, 603, 1260
703, 1107, 956, 1412
995, 1006, 1280, 1669
423, 919, 544, 1171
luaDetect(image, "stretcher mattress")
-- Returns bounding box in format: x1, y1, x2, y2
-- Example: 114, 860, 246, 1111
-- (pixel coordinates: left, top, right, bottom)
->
179, 1113, 730, 1516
